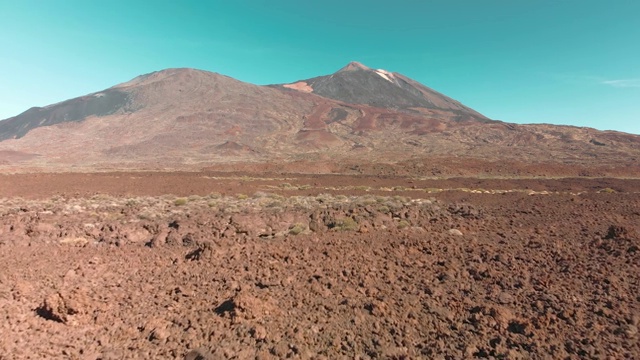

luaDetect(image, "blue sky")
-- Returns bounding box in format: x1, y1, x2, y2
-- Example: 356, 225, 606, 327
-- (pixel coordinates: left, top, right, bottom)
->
1, 0, 639, 134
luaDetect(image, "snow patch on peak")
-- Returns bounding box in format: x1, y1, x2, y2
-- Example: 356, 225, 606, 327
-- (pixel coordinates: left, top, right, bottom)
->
374, 69, 395, 83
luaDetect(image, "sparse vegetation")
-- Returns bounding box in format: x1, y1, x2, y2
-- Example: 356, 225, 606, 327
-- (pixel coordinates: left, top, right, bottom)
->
207, 192, 221, 199
315, 193, 333, 203
392, 195, 407, 202
174, 198, 188, 206
333, 217, 359, 231
357, 197, 377, 206
288, 223, 307, 235
265, 200, 284, 209
397, 220, 410, 229
598, 188, 617, 194
252, 191, 269, 198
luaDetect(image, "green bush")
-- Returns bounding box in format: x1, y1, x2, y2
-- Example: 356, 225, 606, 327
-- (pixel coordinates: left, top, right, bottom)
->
174, 198, 188, 206
334, 217, 359, 231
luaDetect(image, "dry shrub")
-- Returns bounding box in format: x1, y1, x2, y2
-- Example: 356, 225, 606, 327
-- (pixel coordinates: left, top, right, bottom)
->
334, 217, 358, 231
289, 223, 307, 235
174, 198, 188, 206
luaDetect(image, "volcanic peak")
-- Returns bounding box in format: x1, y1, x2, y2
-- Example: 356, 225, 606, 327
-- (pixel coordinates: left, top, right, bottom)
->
336, 62, 395, 82
337, 61, 371, 72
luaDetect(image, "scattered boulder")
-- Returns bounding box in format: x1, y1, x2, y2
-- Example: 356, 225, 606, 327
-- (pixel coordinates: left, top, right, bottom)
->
605, 225, 631, 240
184, 348, 213, 360
37, 292, 81, 324
448, 229, 463, 236
448, 203, 482, 219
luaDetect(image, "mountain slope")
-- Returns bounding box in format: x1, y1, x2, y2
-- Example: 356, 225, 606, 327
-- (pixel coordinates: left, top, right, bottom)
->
0, 89, 130, 141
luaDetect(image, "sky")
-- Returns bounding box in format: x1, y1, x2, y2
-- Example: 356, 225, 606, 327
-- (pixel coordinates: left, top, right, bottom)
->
0, 0, 639, 134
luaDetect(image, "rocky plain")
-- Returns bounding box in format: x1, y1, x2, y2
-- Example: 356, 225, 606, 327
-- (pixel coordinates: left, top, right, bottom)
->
0, 172, 639, 359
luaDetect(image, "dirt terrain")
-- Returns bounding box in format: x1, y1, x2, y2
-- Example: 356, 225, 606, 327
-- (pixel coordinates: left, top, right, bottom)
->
0, 173, 639, 359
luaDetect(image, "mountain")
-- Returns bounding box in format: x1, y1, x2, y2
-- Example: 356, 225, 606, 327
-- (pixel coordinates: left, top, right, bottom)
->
278, 61, 487, 121
0, 62, 639, 176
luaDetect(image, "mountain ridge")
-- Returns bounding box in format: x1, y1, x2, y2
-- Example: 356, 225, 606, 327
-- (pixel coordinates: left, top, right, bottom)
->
0, 62, 639, 176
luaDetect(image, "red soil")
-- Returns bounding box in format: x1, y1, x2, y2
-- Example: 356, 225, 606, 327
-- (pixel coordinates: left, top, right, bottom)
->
0, 173, 638, 359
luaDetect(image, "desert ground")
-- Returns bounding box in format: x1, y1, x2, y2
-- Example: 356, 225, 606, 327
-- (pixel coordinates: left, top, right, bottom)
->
1, 172, 639, 359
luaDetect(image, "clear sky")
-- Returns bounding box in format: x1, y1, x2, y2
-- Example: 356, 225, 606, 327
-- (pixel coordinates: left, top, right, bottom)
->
1, 0, 639, 134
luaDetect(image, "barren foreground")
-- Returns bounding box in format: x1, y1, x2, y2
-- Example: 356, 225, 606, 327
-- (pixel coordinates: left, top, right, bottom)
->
0, 173, 639, 359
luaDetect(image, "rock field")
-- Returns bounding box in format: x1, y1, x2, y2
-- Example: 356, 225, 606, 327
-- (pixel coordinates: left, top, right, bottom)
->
0, 175, 639, 359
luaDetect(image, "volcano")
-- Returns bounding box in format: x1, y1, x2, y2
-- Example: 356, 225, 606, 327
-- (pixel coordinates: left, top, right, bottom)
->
0, 62, 639, 176
280, 61, 486, 120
